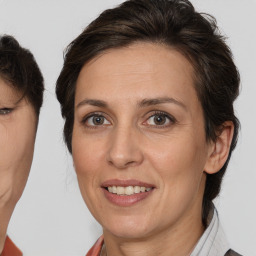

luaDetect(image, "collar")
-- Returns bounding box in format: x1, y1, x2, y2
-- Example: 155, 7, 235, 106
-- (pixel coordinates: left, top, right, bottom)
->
190, 205, 230, 256
1, 236, 22, 256
86, 235, 104, 256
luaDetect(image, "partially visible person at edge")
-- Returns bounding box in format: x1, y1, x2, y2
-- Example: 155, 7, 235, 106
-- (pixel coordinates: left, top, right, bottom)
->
56, 0, 241, 255
0, 35, 44, 256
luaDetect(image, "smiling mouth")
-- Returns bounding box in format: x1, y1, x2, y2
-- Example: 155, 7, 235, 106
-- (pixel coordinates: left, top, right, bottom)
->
105, 186, 153, 196
102, 180, 155, 206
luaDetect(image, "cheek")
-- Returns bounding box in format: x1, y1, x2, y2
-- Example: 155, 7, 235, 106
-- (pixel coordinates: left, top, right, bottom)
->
72, 133, 108, 217
16, 118, 36, 160
72, 135, 105, 176
0, 107, 36, 167
0, 125, 33, 166
147, 134, 206, 172
72, 130, 106, 189
145, 133, 207, 202
0, 110, 36, 202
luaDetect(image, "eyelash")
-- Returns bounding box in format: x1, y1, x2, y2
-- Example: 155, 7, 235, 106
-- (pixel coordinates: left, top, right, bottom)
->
0, 108, 13, 115
81, 111, 176, 129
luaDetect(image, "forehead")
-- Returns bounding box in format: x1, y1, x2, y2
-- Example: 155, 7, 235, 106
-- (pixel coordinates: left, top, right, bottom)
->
0, 77, 22, 104
75, 42, 198, 106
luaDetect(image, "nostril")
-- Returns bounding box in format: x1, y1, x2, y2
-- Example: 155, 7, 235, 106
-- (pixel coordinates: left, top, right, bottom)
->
125, 160, 136, 166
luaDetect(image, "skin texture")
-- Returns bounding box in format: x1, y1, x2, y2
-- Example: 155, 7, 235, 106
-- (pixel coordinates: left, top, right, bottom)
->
0, 78, 37, 252
72, 43, 234, 256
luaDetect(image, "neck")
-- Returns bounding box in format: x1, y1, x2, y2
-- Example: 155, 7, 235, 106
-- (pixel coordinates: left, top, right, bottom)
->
0, 205, 14, 253
103, 212, 204, 256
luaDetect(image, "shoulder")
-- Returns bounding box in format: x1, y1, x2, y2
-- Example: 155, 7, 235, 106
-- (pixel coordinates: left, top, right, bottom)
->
225, 249, 243, 256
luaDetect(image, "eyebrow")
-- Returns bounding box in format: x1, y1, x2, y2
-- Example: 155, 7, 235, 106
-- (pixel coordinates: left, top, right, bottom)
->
76, 99, 107, 109
138, 97, 186, 109
76, 97, 186, 109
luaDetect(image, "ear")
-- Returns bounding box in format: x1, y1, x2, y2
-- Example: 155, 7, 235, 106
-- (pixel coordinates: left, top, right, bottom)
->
204, 121, 234, 174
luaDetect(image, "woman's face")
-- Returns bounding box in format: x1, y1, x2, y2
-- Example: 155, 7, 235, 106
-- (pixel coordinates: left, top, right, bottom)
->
72, 43, 214, 239
0, 78, 37, 207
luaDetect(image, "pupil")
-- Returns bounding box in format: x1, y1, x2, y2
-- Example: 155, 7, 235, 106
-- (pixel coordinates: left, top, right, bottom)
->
93, 116, 104, 125
154, 115, 165, 125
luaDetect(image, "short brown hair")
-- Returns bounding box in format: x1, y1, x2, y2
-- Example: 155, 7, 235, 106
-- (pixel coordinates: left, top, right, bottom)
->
0, 35, 44, 115
56, 0, 240, 225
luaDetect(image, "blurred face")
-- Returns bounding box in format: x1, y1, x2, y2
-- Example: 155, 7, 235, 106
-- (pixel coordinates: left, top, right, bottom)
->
0, 78, 37, 208
72, 43, 213, 239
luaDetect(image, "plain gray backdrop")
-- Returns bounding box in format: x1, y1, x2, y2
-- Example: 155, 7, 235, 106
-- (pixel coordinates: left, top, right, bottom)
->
0, 0, 255, 255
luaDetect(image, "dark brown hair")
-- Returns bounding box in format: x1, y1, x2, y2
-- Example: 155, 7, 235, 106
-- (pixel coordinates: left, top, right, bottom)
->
56, 0, 240, 225
0, 35, 44, 115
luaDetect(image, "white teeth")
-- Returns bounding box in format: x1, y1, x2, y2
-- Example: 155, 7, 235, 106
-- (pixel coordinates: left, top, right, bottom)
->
134, 186, 141, 193
125, 186, 134, 195
107, 186, 152, 195
117, 186, 125, 195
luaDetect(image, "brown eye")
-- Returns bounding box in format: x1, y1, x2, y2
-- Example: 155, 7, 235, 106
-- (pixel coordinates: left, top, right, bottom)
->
153, 115, 167, 125
93, 116, 105, 125
85, 114, 111, 126
144, 112, 174, 127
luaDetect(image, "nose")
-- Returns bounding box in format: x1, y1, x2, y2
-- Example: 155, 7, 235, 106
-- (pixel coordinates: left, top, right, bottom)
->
106, 125, 144, 169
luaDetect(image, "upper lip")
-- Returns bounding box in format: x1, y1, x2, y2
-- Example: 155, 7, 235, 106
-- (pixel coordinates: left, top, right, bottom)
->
101, 179, 155, 188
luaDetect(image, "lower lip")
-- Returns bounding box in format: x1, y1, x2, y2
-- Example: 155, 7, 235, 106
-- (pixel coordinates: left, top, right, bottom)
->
102, 188, 154, 207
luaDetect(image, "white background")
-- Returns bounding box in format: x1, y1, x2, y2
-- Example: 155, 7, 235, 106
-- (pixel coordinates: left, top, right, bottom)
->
0, 0, 255, 255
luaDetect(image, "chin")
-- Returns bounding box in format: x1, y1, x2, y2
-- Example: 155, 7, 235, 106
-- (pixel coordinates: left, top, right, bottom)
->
102, 215, 155, 240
